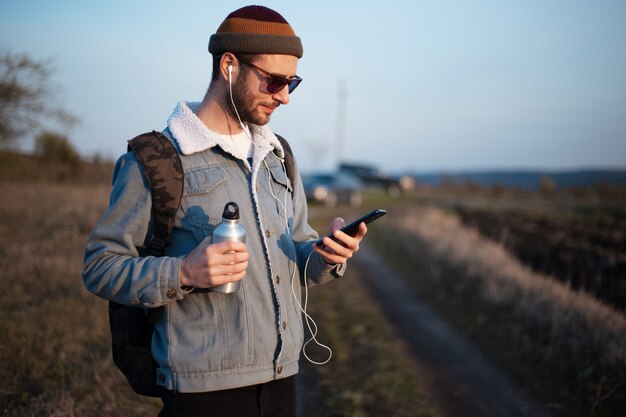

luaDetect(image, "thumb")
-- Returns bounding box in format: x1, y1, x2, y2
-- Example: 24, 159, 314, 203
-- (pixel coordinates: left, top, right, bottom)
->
328, 217, 346, 233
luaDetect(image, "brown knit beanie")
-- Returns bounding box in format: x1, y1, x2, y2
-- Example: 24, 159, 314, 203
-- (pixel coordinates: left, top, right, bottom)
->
209, 5, 303, 58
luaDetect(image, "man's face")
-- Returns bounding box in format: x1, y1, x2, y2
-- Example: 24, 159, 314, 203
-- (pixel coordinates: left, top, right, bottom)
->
228, 54, 299, 126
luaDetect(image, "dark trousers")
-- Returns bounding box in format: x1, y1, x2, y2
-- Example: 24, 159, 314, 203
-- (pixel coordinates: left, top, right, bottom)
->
159, 376, 297, 417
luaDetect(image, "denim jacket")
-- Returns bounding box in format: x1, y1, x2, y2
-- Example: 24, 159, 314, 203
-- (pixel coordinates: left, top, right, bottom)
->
82, 101, 345, 392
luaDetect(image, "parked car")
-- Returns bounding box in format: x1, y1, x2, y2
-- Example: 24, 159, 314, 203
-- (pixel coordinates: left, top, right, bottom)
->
338, 162, 414, 197
302, 172, 363, 208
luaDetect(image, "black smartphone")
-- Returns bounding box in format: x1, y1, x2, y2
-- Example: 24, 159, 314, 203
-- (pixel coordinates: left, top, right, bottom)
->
316, 209, 387, 247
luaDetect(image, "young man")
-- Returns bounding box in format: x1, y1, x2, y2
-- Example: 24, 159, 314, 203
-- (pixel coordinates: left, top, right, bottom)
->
82, 5, 367, 417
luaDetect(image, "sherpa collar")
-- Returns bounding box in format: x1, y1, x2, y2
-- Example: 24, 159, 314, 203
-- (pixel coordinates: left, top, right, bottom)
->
166, 101, 287, 301
166, 101, 285, 162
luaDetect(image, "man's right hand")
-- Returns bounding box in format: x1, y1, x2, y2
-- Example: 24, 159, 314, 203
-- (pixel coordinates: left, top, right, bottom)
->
179, 239, 249, 289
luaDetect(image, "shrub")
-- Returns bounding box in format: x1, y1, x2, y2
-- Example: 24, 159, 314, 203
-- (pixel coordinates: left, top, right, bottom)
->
34, 131, 81, 177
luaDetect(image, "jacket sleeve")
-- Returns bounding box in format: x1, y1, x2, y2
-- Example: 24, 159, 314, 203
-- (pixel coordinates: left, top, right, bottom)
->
288, 158, 347, 287
82, 151, 188, 307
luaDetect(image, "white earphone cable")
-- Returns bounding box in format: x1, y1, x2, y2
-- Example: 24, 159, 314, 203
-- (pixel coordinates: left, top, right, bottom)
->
293, 251, 333, 365
262, 160, 332, 364
228, 67, 251, 140
230, 66, 332, 365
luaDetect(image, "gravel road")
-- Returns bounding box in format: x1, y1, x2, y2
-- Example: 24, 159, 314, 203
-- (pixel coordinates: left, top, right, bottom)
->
351, 243, 558, 417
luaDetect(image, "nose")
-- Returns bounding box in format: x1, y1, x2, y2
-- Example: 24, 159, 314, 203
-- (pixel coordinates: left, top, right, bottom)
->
272, 85, 290, 105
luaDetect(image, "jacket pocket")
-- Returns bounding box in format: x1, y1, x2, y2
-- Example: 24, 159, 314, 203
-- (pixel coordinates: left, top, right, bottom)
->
267, 161, 293, 194
181, 168, 228, 241
265, 160, 294, 224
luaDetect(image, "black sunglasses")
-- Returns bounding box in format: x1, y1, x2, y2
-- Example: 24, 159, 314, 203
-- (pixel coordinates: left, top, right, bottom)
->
235, 56, 302, 94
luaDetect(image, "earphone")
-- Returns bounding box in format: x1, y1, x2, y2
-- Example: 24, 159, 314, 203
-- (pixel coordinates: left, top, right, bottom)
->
226, 65, 332, 365
228, 64, 252, 140
263, 161, 332, 365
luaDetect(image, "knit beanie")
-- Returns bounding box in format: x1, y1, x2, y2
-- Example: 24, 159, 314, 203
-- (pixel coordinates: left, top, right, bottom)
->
209, 5, 303, 58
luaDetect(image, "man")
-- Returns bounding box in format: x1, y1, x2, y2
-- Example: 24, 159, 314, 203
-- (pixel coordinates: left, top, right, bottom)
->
82, 5, 366, 417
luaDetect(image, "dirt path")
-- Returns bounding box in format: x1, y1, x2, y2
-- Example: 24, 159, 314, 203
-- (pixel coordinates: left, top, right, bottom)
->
351, 243, 557, 417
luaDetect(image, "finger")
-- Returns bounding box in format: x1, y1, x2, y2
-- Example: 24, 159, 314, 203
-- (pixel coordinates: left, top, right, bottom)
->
206, 243, 248, 265
328, 230, 359, 252
221, 250, 250, 265
212, 269, 247, 286
222, 270, 246, 281
211, 240, 248, 254
312, 244, 348, 264
353, 222, 368, 241
321, 236, 356, 260
211, 260, 249, 276
328, 217, 345, 233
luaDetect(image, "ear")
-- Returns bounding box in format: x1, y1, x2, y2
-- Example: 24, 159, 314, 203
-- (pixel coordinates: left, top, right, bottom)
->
220, 53, 236, 81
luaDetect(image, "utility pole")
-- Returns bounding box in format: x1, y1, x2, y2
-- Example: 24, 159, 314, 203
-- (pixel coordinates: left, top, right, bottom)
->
334, 78, 347, 168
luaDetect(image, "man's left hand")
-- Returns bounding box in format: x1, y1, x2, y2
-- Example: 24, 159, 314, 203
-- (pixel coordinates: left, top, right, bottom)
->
312, 217, 367, 265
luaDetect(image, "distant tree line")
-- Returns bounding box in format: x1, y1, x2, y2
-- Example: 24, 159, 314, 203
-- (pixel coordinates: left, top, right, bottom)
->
1, 51, 81, 174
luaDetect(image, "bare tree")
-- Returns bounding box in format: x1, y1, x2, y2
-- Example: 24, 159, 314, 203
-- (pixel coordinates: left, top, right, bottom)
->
0, 52, 78, 147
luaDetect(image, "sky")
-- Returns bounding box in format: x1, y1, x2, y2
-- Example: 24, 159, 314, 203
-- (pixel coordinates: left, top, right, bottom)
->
1, 0, 625, 174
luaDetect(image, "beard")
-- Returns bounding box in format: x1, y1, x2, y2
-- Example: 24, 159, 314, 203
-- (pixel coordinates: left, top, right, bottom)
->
227, 76, 276, 126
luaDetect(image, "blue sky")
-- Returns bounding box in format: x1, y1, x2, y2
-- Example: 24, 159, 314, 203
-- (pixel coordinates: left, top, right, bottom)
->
1, 0, 625, 173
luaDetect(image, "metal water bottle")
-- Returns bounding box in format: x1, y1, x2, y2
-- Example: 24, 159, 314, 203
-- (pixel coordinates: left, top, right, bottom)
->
210, 202, 246, 293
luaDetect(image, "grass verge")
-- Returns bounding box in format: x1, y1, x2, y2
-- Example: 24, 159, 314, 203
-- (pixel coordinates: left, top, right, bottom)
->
0, 184, 439, 416
368, 205, 626, 417
0, 181, 161, 416
298, 239, 441, 417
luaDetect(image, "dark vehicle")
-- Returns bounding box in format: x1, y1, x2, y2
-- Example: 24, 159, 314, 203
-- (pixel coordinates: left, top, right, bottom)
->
339, 162, 414, 197
302, 172, 363, 208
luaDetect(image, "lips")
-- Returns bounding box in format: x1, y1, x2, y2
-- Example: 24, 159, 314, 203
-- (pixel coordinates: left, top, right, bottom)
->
261, 103, 278, 114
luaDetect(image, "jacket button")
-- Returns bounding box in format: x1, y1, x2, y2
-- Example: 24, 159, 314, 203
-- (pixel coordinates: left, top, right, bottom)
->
265, 229, 271, 238
282, 321, 287, 330
166, 288, 176, 299
276, 275, 281, 284
277, 366, 283, 374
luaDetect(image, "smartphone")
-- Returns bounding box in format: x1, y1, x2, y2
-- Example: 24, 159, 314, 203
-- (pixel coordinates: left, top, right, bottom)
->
316, 209, 387, 247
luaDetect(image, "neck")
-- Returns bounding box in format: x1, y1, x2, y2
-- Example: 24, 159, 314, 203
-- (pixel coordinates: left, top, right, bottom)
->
195, 83, 244, 135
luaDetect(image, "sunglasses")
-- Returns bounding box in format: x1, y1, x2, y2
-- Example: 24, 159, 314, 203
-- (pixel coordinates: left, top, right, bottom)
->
235, 56, 302, 94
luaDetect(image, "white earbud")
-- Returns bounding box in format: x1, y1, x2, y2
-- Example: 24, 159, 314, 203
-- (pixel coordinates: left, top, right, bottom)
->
228, 64, 251, 136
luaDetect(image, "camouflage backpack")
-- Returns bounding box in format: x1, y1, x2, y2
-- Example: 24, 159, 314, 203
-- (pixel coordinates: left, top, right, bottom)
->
108, 130, 296, 397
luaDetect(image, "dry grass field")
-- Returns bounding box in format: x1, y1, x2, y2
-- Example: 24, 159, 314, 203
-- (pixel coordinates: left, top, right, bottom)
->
455, 205, 626, 311
0, 181, 162, 416
369, 201, 626, 417
0, 176, 440, 416
2, 162, 624, 416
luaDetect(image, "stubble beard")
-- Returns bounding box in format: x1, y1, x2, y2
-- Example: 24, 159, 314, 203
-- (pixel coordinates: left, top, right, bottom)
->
227, 78, 273, 127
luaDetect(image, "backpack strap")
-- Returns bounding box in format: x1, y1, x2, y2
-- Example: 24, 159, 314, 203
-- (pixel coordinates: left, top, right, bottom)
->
107, 131, 183, 398
128, 131, 291, 253
275, 134, 296, 187
128, 130, 184, 256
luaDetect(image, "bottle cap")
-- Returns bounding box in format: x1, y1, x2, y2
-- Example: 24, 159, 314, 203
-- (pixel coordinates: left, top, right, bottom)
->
222, 202, 240, 220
